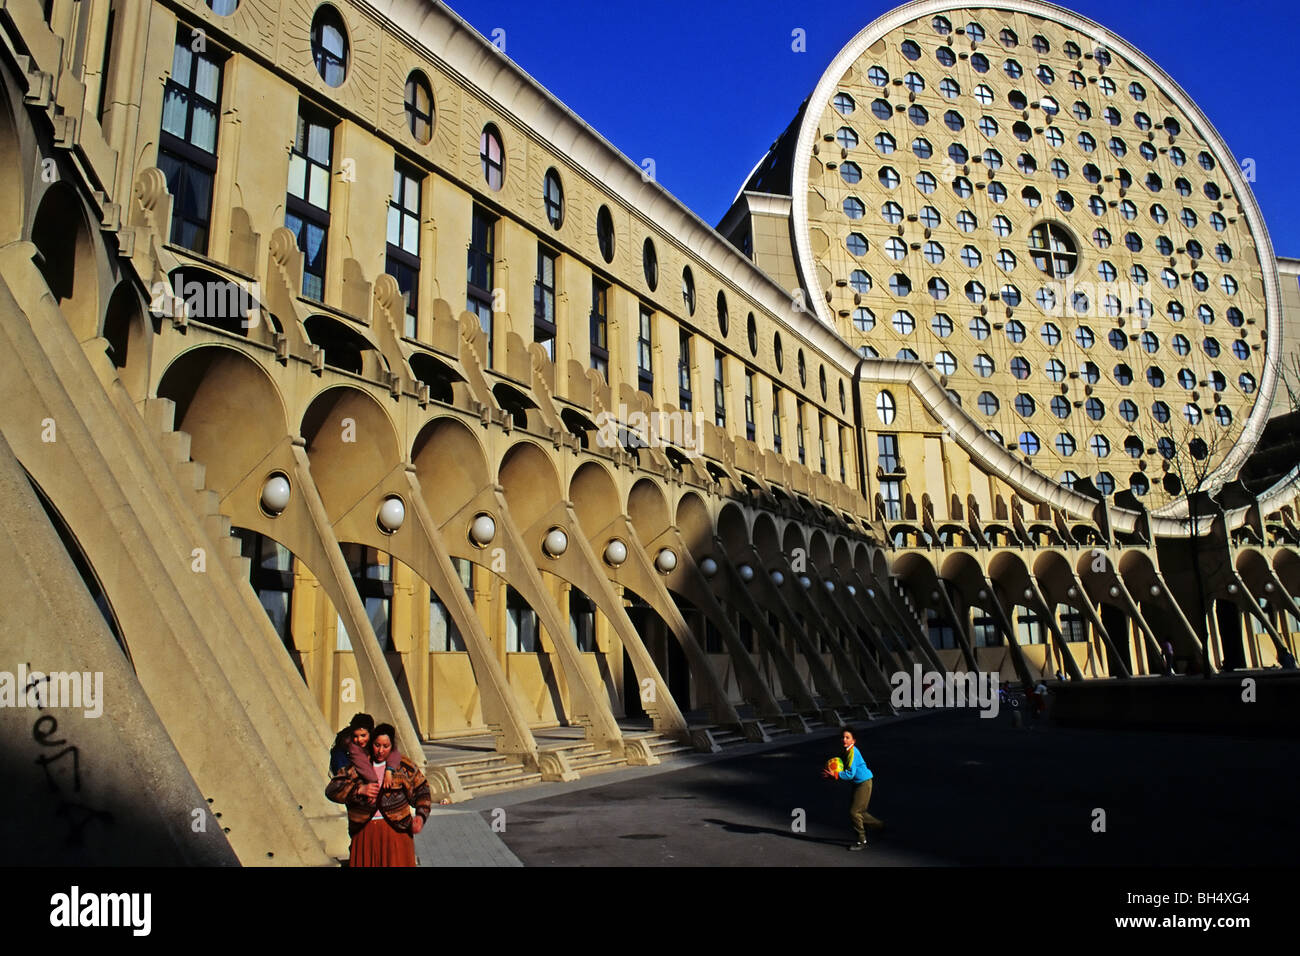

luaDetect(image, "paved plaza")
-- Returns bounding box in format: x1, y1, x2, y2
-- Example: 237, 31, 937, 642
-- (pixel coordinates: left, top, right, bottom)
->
419, 710, 1300, 867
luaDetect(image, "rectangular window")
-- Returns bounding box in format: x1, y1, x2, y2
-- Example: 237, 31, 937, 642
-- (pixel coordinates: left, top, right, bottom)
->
1017, 606, 1044, 645
386, 161, 422, 338
713, 350, 727, 427
880, 478, 902, 520
534, 245, 558, 361
285, 105, 334, 301
840, 426, 850, 483
744, 369, 756, 442
877, 433, 900, 473
927, 609, 958, 650
158, 31, 223, 254
431, 558, 472, 652
569, 589, 596, 652
818, 414, 827, 474
590, 278, 609, 378
338, 543, 392, 651
973, 613, 1000, 647
233, 530, 295, 652
678, 328, 693, 411
467, 206, 496, 366
771, 385, 783, 453
637, 304, 654, 394
506, 587, 538, 653
1060, 607, 1087, 643
796, 400, 806, 465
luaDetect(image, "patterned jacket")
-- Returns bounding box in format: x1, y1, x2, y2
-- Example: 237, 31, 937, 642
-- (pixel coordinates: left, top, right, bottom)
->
326, 755, 432, 837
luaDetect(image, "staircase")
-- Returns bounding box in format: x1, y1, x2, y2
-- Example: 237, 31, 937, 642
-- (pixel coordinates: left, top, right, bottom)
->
542, 741, 626, 776
427, 752, 543, 800
621, 728, 696, 762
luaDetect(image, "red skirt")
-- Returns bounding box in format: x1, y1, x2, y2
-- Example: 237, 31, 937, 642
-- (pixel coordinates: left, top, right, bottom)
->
349, 818, 416, 867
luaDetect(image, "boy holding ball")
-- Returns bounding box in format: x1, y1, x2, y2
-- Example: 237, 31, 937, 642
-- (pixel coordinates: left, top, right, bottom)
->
822, 726, 883, 850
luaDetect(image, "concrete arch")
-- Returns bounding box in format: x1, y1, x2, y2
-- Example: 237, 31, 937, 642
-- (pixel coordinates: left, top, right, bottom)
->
499, 441, 563, 527
30, 180, 99, 341
675, 492, 713, 556
412, 416, 490, 526
781, 521, 806, 559
568, 459, 620, 532
808, 530, 832, 569
752, 512, 781, 562
832, 537, 852, 573
0, 75, 23, 243
716, 503, 749, 553
939, 551, 987, 597
102, 279, 153, 402
628, 477, 671, 543
156, 345, 289, 496
300, 386, 402, 516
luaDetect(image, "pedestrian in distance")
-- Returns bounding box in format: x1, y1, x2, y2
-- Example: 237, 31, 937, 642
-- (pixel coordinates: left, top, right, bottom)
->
821, 726, 883, 851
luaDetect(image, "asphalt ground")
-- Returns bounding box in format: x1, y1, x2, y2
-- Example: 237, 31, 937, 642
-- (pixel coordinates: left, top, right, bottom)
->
480, 709, 1300, 866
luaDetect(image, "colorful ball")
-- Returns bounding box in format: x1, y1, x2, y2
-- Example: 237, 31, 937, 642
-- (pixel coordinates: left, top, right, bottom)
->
826, 757, 844, 774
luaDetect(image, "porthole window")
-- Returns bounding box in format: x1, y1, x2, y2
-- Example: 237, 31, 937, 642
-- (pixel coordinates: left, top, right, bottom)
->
846, 233, 868, 257
992, 215, 1012, 238
973, 354, 994, 377
885, 237, 907, 261
1019, 432, 1040, 455
1114, 363, 1133, 386
1240, 373, 1257, 394
1015, 393, 1037, 417
642, 238, 658, 290
836, 127, 859, 149
931, 313, 953, 337
543, 168, 564, 228
1051, 396, 1071, 419
839, 162, 863, 184
952, 176, 973, 198
1090, 435, 1110, 457
596, 206, 614, 263
879, 167, 901, 189
1096, 473, 1115, 496
1045, 357, 1066, 381
908, 105, 929, 126
971, 53, 990, 73
853, 307, 875, 331
944, 110, 965, 132
1056, 433, 1076, 456
843, 197, 866, 219
1231, 340, 1250, 361
873, 132, 896, 154
868, 66, 889, 86
404, 71, 434, 144
927, 277, 949, 299
1004, 59, 1023, 80
988, 182, 1007, 203
916, 171, 938, 194
969, 316, 991, 340
892, 310, 915, 334
871, 99, 893, 121
1075, 326, 1095, 348
984, 148, 1004, 170
849, 269, 872, 293
901, 40, 922, 61
936, 47, 956, 67
1041, 324, 1062, 347
912, 137, 934, 159
935, 351, 957, 375
1085, 398, 1105, 420
717, 292, 729, 337
881, 201, 903, 224
904, 72, 926, 93
1028, 222, 1078, 278
978, 391, 1000, 415
876, 391, 897, 424
311, 6, 350, 88
1118, 399, 1139, 422
890, 274, 912, 296
833, 92, 856, 115
957, 211, 978, 232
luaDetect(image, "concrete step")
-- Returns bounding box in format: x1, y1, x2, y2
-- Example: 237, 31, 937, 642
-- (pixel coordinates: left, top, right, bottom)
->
159, 428, 191, 464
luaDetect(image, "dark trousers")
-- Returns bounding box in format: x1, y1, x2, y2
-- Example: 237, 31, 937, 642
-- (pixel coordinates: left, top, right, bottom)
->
849, 778, 883, 842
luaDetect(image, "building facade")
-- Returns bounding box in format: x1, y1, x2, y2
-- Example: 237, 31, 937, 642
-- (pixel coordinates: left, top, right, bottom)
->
1, 0, 1298, 864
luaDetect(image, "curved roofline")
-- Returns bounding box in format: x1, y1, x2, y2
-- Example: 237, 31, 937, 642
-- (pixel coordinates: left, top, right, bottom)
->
788, 0, 1283, 513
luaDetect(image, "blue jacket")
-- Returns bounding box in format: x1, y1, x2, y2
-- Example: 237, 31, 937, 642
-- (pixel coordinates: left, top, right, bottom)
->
839, 746, 872, 784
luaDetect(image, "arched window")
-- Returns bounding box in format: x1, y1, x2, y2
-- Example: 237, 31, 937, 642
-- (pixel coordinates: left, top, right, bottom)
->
596, 206, 614, 263
480, 124, 504, 191
876, 390, 896, 424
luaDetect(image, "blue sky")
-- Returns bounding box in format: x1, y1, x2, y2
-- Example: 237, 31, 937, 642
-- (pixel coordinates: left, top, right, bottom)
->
449, 1, 1299, 258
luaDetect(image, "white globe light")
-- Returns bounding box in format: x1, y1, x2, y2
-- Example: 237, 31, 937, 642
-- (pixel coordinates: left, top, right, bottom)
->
1149, 585, 1160, 597
1109, 586, 1120, 598
931, 590, 940, 602
543, 527, 568, 557
655, 549, 678, 573
847, 585, 857, 596
770, 570, 785, 587
1227, 583, 1239, 595
1264, 582, 1275, 593
824, 580, 835, 593
738, 564, 755, 582
699, 557, 718, 578
604, 538, 628, 567
1024, 588, 1034, 601
378, 496, 405, 532
799, 575, 811, 590
261, 474, 291, 516
470, 513, 496, 546
977, 589, 988, 601
867, 588, 876, 598
1067, 587, 1078, 599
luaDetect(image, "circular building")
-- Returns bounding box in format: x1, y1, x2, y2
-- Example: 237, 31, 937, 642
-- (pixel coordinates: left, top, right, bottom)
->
725, 0, 1280, 513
